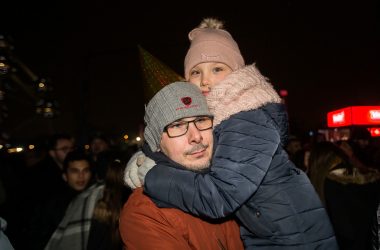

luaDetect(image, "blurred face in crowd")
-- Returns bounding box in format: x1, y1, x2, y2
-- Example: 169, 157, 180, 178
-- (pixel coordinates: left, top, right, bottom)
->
160, 116, 213, 171
49, 138, 75, 167
188, 62, 233, 96
286, 140, 302, 156
63, 160, 92, 191
90, 138, 109, 155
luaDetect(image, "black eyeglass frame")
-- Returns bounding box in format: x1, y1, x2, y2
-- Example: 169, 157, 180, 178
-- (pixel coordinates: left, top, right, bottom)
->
164, 116, 213, 138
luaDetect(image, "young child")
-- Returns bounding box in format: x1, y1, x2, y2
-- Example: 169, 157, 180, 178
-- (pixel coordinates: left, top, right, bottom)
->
126, 18, 338, 249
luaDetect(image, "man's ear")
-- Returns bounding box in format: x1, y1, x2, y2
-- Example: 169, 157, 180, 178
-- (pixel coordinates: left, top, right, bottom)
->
62, 173, 67, 182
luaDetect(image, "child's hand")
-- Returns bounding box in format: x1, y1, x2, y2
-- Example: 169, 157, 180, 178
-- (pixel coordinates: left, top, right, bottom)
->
124, 151, 156, 189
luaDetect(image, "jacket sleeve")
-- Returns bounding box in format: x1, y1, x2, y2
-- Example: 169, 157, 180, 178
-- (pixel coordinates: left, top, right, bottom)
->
145, 110, 281, 218
119, 190, 192, 250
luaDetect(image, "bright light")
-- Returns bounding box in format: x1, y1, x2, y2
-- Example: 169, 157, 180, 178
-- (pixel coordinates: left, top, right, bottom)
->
279, 89, 288, 97
84, 144, 90, 150
0, 145, 3, 150
8, 147, 24, 153
369, 128, 380, 137
28, 144, 35, 150
136, 137, 141, 142
123, 134, 129, 140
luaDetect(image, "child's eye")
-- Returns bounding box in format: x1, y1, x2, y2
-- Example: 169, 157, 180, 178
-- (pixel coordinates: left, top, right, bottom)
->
190, 70, 200, 76
213, 67, 224, 73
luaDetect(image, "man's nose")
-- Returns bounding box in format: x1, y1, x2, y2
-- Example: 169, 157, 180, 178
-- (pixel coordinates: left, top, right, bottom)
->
187, 123, 202, 143
78, 171, 85, 178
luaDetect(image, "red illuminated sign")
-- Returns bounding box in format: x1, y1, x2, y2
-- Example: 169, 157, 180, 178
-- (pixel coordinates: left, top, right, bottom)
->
327, 106, 380, 127
369, 128, 380, 137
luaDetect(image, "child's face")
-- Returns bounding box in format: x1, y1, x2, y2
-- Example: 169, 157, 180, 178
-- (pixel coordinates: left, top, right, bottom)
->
188, 62, 232, 96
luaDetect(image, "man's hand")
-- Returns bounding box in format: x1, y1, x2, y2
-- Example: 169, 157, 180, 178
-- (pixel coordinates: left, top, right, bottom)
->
124, 151, 156, 189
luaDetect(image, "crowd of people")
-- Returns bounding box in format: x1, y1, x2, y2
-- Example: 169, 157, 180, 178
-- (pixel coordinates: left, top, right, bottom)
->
0, 17, 379, 250
0, 133, 133, 249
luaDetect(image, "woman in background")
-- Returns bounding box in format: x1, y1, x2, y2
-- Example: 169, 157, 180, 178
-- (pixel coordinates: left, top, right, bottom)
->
308, 141, 380, 250
87, 159, 131, 250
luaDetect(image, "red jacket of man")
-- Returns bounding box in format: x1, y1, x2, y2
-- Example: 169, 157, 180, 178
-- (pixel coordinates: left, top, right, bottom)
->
119, 188, 243, 250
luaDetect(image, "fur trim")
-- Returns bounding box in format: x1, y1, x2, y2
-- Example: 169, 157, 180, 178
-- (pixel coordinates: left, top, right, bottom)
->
207, 64, 282, 126
198, 18, 224, 29
328, 168, 380, 185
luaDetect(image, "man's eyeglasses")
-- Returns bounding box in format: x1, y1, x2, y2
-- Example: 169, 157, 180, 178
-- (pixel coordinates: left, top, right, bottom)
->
164, 116, 213, 138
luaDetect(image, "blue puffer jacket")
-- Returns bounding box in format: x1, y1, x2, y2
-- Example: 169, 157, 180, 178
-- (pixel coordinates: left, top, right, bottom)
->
144, 65, 338, 249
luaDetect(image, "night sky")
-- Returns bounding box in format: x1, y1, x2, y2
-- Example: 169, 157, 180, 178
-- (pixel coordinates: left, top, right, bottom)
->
1, 0, 379, 144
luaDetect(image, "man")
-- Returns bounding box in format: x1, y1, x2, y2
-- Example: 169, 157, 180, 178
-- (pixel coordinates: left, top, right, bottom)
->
31, 133, 76, 204
43, 150, 100, 250
88, 133, 115, 181
27, 150, 93, 250
119, 82, 243, 250
62, 150, 93, 192
89, 133, 111, 162
48, 134, 76, 170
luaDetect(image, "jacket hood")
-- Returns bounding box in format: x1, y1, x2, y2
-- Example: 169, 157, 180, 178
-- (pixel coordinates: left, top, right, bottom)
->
207, 63, 282, 123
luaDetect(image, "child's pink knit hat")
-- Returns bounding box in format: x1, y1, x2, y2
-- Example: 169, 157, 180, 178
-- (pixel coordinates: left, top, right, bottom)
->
184, 18, 245, 80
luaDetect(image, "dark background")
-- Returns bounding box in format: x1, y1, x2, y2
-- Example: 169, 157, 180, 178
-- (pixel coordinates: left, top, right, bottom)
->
1, 0, 379, 144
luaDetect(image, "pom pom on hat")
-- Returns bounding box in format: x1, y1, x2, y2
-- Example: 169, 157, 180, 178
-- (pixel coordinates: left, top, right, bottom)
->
184, 18, 245, 80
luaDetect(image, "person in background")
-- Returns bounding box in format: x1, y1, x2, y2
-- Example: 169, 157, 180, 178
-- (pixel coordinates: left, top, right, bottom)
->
8, 133, 75, 249
62, 149, 94, 192
30, 133, 75, 205
88, 133, 114, 181
87, 159, 131, 250
285, 135, 303, 160
346, 127, 380, 172
285, 135, 311, 172
0, 217, 14, 250
44, 182, 103, 250
27, 149, 93, 250
89, 133, 111, 162
126, 18, 338, 249
308, 141, 380, 250
121, 82, 243, 250
45, 150, 130, 250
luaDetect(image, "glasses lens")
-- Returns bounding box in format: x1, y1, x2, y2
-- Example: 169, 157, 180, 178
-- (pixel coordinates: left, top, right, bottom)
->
166, 122, 188, 137
166, 117, 213, 138
194, 117, 213, 130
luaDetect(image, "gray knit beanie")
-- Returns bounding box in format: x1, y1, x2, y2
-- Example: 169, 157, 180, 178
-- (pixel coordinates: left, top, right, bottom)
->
144, 81, 212, 152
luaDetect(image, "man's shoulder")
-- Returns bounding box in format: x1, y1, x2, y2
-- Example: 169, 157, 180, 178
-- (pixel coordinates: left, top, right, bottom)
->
121, 188, 184, 223
124, 188, 153, 207
121, 188, 160, 216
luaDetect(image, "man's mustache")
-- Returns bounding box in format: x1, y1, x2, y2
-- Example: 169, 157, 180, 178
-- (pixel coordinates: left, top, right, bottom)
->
185, 143, 209, 155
